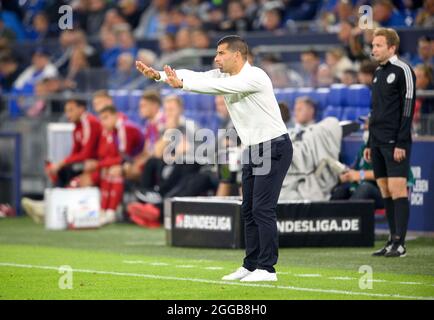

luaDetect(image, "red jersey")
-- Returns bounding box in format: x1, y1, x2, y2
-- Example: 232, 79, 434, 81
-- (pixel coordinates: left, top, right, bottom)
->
63, 112, 102, 165
97, 117, 144, 168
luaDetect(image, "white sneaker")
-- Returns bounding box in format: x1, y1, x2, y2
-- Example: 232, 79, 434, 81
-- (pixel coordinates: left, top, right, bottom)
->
104, 209, 116, 225
221, 267, 252, 281
21, 198, 45, 224
240, 269, 277, 282
99, 209, 106, 226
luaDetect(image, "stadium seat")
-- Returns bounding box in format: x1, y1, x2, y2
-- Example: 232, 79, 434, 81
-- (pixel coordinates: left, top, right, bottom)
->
128, 90, 143, 111
322, 105, 343, 119
328, 84, 348, 107
341, 107, 359, 121
275, 88, 296, 108
315, 88, 331, 110
109, 89, 129, 112
347, 84, 371, 109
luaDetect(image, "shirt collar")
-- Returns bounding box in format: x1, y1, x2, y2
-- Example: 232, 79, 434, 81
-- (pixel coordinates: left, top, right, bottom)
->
239, 61, 251, 75
389, 55, 398, 63
382, 54, 398, 66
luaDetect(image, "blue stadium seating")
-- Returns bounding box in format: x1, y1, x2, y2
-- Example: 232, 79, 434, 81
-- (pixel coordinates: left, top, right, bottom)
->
322, 105, 343, 119
315, 88, 331, 111
347, 84, 371, 109
328, 84, 349, 107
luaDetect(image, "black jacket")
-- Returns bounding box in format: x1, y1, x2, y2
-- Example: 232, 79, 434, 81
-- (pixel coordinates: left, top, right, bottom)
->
368, 55, 416, 148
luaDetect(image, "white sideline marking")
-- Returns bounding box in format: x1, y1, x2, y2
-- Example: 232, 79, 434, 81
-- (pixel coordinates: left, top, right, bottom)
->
176, 265, 195, 268
294, 274, 322, 278
204, 267, 223, 270
149, 262, 169, 266
328, 277, 356, 281
121, 261, 434, 287
2, 262, 432, 300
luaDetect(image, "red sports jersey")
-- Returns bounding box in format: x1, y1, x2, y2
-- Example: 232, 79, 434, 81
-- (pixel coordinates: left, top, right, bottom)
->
97, 118, 144, 169
63, 112, 102, 165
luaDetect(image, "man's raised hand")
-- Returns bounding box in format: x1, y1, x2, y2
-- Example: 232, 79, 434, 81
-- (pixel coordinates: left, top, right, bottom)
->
135, 61, 160, 80
164, 65, 183, 89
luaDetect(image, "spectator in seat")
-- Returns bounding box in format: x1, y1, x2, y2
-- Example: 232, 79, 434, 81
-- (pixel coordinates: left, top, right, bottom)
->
358, 60, 378, 87
0, 54, 23, 93
123, 90, 165, 181
100, 29, 121, 70
71, 105, 144, 226
415, 0, 434, 27
26, 12, 57, 40
220, 0, 252, 32
259, 8, 285, 33
77, 0, 109, 38
325, 47, 354, 80
411, 36, 434, 68
414, 64, 434, 135
21, 99, 102, 223
316, 63, 336, 87
117, 0, 143, 30
13, 48, 58, 94
46, 98, 102, 187
134, 95, 200, 204
331, 118, 414, 208
92, 89, 129, 120
340, 68, 358, 85
372, 0, 407, 27
134, 0, 170, 39
300, 49, 321, 87
108, 52, 137, 89
289, 96, 317, 137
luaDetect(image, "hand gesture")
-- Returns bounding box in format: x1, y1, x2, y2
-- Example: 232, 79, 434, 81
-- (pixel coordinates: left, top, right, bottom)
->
135, 61, 160, 80
163, 65, 183, 89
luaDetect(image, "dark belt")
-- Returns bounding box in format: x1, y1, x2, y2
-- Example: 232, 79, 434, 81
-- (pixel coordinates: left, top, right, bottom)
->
270, 133, 289, 143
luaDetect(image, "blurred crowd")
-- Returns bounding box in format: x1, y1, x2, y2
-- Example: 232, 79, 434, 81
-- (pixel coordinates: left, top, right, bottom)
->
0, 0, 433, 120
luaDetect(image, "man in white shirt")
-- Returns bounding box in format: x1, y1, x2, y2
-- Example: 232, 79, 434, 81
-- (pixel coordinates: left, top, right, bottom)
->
136, 35, 293, 282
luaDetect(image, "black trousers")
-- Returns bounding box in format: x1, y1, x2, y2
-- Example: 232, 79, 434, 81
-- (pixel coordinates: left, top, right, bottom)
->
331, 181, 384, 209
57, 163, 83, 187
241, 133, 293, 273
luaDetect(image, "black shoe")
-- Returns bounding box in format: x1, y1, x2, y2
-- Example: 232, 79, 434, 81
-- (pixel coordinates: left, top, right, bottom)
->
134, 188, 162, 204
384, 243, 407, 258
372, 240, 393, 256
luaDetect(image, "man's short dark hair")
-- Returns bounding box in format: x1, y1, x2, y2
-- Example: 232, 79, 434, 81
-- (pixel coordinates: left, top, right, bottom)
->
141, 90, 161, 105
359, 60, 378, 75
301, 49, 320, 59
217, 35, 249, 60
99, 105, 117, 115
296, 96, 317, 117
66, 98, 87, 109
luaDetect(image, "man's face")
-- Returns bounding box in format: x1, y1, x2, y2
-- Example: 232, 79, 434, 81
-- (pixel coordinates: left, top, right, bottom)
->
163, 100, 182, 122
32, 54, 48, 70
371, 35, 395, 64
64, 102, 84, 123
418, 40, 431, 60
99, 111, 117, 131
92, 96, 113, 113
139, 98, 159, 119
301, 53, 319, 73
294, 101, 314, 126
214, 43, 238, 74
415, 68, 429, 89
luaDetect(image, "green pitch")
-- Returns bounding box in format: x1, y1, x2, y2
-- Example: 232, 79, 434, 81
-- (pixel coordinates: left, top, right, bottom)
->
1, 217, 434, 300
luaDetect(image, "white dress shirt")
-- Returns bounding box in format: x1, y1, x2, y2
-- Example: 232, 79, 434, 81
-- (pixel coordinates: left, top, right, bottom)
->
158, 62, 288, 146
